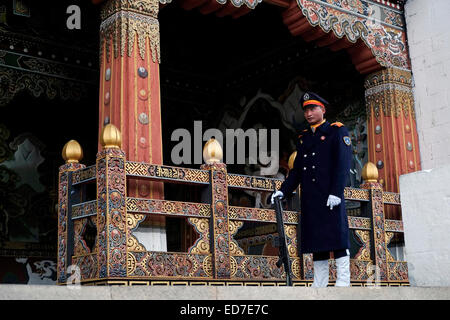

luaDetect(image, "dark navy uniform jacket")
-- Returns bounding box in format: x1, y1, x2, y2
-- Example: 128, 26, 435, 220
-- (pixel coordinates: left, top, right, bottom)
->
280, 121, 352, 254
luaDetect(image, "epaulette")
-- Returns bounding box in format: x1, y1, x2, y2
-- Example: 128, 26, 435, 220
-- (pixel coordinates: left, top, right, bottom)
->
298, 129, 308, 138
331, 122, 344, 127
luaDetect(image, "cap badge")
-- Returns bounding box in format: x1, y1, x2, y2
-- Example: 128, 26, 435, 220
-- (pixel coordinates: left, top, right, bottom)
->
303, 93, 310, 100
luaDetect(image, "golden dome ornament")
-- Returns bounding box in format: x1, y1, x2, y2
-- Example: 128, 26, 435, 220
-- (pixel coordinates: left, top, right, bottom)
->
100, 124, 122, 149
362, 162, 379, 183
203, 138, 223, 164
62, 140, 83, 164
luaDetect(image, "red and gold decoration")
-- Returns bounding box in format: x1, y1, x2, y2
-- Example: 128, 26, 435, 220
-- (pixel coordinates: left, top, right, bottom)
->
282, 0, 409, 74
201, 140, 232, 279
177, 0, 409, 73
96, 0, 165, 237
55, 0, 412, 286
96, 125, 128, 278
57, 126, 409, 285
57, 141, 85, 283
365, 68, 421, 219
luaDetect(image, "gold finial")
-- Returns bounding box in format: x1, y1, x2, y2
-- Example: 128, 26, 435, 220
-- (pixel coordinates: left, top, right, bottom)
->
203, 138, 223, 164
288, 151, 297, 170
362, 162, 378, 182
62, 140, 83, 164
100, 124, 122, 149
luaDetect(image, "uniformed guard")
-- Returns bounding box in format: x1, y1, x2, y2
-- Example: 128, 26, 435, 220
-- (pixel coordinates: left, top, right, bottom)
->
271, 91, 352, 287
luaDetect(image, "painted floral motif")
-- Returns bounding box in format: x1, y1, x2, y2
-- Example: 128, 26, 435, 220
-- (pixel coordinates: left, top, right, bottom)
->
296, 0, 409, 70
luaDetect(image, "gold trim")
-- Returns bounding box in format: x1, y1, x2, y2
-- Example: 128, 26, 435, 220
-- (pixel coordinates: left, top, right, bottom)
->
380, 113, 388, 191
134, 38, 138, 164
147, 36, 153, 200
244, 283, 260, 286
107, 281, 128, 286
390, 111, 400, 191
59, 278, 410, 287
190, 282, 208, 286
293, 283, 308, 287
109, 49, 114, 124
120, 49, 124, 150
226, 282, 244, 286
188, 218, 210, 254
151, 281, 170, 286
129, 281, 149, 286
100, 10, 160, 63
399, 97, 408, 171
210, 282, 226, 286
409, 109, 419, 171
261, 283, 277, 286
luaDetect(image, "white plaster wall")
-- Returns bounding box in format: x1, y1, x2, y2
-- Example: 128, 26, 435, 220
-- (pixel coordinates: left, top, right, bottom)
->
399, 165, 450, 286
405, 0, 450, 169
133, 226, 167, 252
400, 0, 450, 287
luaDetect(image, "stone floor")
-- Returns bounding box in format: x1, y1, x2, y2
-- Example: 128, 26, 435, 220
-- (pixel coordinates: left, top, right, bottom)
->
1, 284, 449, 300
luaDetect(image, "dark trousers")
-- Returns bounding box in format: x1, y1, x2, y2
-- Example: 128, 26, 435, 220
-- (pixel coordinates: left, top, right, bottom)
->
313, 249, 348, 261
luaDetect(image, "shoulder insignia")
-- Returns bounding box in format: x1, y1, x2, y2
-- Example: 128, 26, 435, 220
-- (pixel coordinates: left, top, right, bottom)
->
331, 122, 344, 127
302, 129, 308, 132
298, 134, 303, 138
343, 136, 351, 146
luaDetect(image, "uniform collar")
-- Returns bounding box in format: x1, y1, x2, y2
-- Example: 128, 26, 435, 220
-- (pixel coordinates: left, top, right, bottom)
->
310, 119, 329, 133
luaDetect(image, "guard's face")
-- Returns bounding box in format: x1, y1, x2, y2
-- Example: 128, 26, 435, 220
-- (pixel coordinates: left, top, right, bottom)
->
303, 105, 325, 125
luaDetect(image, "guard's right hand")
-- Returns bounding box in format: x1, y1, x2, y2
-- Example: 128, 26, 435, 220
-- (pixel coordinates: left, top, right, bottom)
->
326, 194, 341, 210
271, 191, 284, 204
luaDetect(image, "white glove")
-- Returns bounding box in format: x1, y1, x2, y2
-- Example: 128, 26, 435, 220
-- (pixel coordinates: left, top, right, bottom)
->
326, 195, 341, 210
271, 191, 284, 204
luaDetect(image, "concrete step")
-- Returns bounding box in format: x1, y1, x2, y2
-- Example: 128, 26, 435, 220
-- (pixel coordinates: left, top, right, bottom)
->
1, 284, 449, 300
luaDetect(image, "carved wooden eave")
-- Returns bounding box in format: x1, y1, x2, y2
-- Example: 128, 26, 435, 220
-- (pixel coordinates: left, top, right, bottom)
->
282, 0, 410, 74
92, 0, 410, 74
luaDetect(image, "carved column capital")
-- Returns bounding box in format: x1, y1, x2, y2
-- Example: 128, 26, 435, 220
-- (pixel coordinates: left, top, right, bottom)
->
100, 0, 160, 63
363, 67, 421, 204
364, 68, 415, 119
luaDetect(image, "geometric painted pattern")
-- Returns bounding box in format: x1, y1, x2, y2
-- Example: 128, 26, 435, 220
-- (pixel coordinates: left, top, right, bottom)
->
59, 154, 408, 285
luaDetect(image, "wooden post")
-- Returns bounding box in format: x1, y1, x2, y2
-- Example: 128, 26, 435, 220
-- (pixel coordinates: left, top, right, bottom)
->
360, 162, 388, 283
57, 141, 85, 284
201, 139, 232, 279
203, 162, 231, 279
96, 124, 128, 279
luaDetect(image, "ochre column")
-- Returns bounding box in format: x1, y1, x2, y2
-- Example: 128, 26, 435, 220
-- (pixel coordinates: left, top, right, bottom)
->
364, 68, 421, 219
98, 0, 165, 249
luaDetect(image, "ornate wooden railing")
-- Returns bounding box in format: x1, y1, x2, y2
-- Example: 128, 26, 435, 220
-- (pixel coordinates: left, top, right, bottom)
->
57, 127, 408, 286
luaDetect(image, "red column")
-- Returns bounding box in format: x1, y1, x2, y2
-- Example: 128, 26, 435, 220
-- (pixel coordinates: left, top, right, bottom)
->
97, 0, 165, 241
365, 68, 421, 219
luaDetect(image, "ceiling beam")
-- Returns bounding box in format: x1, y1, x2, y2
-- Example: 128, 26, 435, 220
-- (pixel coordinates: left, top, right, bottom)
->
264, 0, 291, 8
